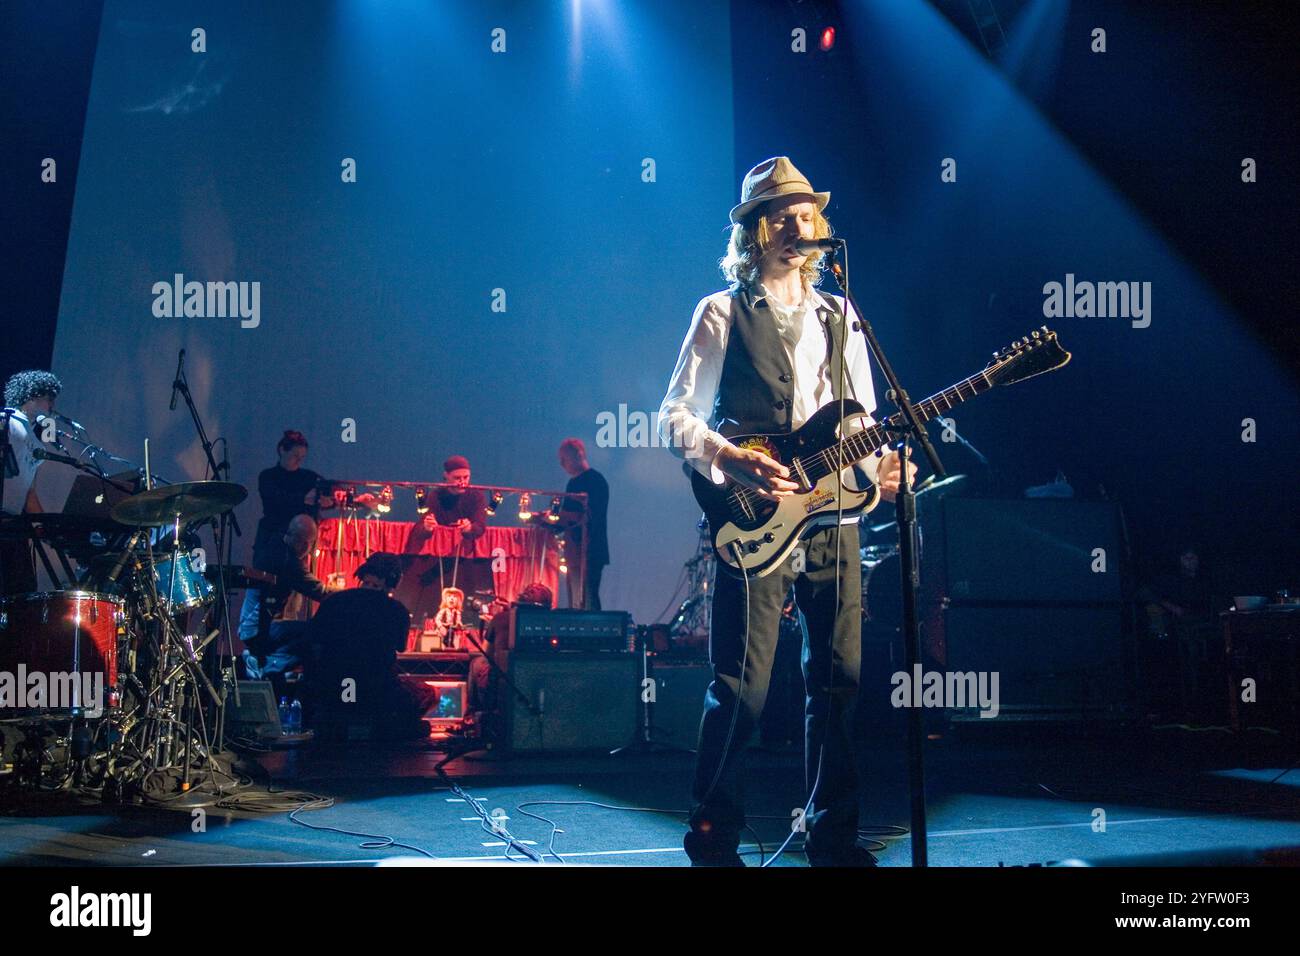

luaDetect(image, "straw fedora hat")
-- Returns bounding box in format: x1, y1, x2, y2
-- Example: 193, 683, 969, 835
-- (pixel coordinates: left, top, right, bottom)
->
729, 156, 830, 224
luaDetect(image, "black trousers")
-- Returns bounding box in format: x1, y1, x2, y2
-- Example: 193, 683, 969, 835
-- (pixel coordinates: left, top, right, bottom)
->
690, 525, 863, 853
567, 560, 605, 610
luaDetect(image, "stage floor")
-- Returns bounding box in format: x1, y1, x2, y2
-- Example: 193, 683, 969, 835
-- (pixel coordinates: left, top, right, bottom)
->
2, 725, 1297, 867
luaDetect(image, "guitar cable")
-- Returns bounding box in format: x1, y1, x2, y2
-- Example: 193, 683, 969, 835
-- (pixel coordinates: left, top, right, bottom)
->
695, 540, 753, 825
763, 245, 857, 867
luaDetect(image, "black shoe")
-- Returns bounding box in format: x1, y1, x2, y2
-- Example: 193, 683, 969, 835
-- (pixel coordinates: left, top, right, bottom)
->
684, 830, 744, 867
806, 844, 878, 868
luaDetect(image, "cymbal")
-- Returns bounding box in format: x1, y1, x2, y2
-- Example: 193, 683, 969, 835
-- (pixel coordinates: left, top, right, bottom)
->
866, 474, 968, 533
110, 481, 247, 527
913, 473, 967, 496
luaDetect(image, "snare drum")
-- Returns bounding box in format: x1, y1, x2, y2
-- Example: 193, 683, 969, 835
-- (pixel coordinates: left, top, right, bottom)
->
0, 591, 124, 714
152, 552, 214, 611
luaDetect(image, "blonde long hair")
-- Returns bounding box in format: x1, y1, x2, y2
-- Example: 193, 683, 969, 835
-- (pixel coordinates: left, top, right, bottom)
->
719, 204, 835, 293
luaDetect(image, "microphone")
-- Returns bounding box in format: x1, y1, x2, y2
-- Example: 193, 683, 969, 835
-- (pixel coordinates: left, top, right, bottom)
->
54, 412, 87, 432
32, 414, 64, 449
33, 415, 81, 451
793, 237, 845, 256
169, 349, 186, 411
106, 530, 144, 585
32, 448, 80, 466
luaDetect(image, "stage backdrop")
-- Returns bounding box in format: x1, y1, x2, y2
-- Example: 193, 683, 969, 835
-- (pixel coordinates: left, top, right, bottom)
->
49, 0, 736, 622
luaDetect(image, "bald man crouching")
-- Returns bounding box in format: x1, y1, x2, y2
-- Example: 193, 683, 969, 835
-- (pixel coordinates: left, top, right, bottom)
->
242, 514, 335, 682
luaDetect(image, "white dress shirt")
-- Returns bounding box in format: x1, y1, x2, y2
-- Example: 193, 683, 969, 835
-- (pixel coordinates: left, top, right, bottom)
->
658, 282, 882, 487
2, 411, 45, 515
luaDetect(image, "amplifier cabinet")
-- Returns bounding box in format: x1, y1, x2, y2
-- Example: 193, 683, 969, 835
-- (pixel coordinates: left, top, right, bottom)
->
941, 498, 1123, 604
648, 657, 713, 749
510, 607, 632, 653
505, 652, 640, 752
943, 604, 1131, 721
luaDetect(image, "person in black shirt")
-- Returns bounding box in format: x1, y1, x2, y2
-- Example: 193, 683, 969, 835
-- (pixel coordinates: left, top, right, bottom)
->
239, 430, 336, 640
425, 454, 487, 541
404, 455, 489, 596
252, 430, 335, 561
558, 438, 609, 610
308, 552, 423, 740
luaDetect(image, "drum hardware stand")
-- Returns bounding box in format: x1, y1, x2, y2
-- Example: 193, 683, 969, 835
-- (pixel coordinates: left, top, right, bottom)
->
121, 541, 224, 803
826, 246, 947, 868
668, 523, 714, 639
167, 351, 242, 757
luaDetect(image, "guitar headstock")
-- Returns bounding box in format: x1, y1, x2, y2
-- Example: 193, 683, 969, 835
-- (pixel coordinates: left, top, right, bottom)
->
986, 327, 1071, 386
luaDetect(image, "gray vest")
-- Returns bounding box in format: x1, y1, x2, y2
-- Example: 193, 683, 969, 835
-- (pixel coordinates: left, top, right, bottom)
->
711, 285, 848, 435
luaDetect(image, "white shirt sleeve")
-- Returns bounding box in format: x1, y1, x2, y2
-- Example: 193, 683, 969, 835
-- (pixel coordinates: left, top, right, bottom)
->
657, 295, 735, 482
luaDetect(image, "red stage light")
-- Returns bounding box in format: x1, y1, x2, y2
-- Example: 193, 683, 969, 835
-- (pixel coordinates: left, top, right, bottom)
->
820, 27, 835, 51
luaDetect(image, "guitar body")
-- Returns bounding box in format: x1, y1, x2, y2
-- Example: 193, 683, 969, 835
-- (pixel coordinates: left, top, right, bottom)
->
686, 326, 1072, 579
690, 400, 882, 578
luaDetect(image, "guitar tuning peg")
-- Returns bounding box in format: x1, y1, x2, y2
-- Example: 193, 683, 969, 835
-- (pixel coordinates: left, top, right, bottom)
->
1031, 330, 1040, 338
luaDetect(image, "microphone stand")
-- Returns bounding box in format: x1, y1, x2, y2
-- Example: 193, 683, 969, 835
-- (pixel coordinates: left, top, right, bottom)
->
169, 350, 240, 753
825, 249, 946, 868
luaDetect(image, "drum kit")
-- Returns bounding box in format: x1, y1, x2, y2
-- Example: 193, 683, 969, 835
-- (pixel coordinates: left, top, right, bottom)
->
0, 480, 247, 802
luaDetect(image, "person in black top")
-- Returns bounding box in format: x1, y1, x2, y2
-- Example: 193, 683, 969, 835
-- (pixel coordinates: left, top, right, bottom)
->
252, 430, 335, 562
1145, 547, 1216, 624
239, 430, 335, 640
425, 454, 487, 541
557, 438, 609, 610
404, 455, 490, 596
308, 552, 423, 740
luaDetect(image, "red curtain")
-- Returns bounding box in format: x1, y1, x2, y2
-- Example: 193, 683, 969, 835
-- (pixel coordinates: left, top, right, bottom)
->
314, 518, 561, 622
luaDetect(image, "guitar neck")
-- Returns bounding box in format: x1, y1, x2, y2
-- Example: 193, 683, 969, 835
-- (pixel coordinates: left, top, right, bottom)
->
819, 370, 995, 475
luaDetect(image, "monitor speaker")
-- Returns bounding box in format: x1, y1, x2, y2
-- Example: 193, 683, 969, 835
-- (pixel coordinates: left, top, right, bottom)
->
505, 652, 640, 752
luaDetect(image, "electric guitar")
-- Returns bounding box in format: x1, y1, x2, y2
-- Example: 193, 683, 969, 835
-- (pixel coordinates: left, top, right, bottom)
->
691, 326, 1071, 577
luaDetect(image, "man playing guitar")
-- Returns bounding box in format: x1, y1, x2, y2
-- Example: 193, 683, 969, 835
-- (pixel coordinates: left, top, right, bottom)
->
658, 157, 914, 866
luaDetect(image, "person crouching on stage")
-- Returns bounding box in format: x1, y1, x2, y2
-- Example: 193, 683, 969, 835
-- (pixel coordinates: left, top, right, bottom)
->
241, 514, 334, 681
308, 552, 424, 740
467, 582, 553, 741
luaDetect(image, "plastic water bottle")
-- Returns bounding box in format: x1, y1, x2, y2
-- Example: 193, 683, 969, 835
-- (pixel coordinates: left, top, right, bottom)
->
278, 696, 292, 734
289, 699, 303, 734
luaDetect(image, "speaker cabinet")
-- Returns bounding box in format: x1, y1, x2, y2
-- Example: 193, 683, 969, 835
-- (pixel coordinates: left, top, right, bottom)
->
505, 652, 640, 752
943, 605, 1131, 720
941, 498, 1123, 603
648, 658, 713, 749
